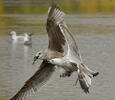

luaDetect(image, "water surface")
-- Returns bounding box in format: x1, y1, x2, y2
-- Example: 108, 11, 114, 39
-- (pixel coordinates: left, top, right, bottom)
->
0, 0, 115, 100
0, 34, 115, 100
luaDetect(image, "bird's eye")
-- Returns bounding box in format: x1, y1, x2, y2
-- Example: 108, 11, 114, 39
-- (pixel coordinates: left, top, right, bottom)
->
39, 53, 41, 55
36, 56, 39, 59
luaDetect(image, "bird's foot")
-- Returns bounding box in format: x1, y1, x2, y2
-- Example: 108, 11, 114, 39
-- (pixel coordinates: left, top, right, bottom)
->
60, 71, 72, 78
73, 78, 78, 86
93, 72, 99, 77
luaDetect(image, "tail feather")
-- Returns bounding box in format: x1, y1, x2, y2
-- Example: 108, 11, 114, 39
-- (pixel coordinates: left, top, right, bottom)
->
79, 79, 89, 93
78, 71, 91, 93
78, 64, 99, 93
81, 64, 99, 77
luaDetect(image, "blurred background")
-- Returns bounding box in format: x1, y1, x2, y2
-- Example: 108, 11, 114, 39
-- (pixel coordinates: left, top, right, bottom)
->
0, 0, 115, 100
0, 0, 115, 35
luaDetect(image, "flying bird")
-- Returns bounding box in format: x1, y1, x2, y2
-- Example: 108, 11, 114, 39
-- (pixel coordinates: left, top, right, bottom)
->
9, 4, 99, 100
32, 4, 98, 93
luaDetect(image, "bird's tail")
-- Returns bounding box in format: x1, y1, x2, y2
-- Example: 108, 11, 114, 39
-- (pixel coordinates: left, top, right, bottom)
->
81, 63, 99, 77
78, 69, 91, 93
78, 64, 99, 93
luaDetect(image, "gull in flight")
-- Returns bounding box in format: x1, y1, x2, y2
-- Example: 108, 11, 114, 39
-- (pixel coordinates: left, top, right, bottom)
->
33, 4, 99, 93
9, 4, 99, 100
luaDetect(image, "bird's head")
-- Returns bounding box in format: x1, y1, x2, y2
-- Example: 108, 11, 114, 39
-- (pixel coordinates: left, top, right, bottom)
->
24, 33, 28, 36
10, 31, 16, 36
49, 59, 55, 64
32, 50, 44, 65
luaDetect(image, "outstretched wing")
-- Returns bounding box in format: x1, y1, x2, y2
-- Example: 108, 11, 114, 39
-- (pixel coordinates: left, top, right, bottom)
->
46, 4, 66, 53
59, 22, 82, 61
47, 4, 81, 61
10, 61, 55, 100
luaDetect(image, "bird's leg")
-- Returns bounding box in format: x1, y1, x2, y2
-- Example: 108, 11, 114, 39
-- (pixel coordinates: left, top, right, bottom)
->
60, 71, 72, 78
73, 77, 78, 86
60, 73, 66, 77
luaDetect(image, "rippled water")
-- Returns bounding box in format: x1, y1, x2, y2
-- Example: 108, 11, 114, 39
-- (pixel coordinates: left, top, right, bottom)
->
0, 0, 115, 100
0, 34, 115, 100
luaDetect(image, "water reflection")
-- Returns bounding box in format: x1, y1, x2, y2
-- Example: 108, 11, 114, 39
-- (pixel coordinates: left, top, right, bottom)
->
24, 45, 31, 73
11, 40, 32, 71
0, 36, 33, 99
0, 35, 115, 100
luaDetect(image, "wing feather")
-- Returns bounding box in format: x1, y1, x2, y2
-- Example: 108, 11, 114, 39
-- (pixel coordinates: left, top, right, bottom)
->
10, 61, 55, 100
47, 5, 81, 60
46, 4, 66, 53
59, 23, 82, 61
78, 70, 91, 93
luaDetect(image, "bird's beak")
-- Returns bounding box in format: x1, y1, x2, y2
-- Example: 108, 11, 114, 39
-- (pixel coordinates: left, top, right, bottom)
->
47, 60, 50, 63
32, 56, 38, 65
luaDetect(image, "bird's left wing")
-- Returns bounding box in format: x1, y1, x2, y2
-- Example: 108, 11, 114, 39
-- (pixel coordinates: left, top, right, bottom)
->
10, 61, 55, 100
59, 23, 82, 61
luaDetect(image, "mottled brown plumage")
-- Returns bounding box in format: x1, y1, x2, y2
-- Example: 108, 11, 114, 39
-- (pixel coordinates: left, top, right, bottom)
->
10, 61, 55, 100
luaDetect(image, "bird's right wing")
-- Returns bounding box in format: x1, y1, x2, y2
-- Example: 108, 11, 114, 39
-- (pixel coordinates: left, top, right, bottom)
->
10, 61, 55, 100
46, 4, 66, 53
47, 5, 82, 61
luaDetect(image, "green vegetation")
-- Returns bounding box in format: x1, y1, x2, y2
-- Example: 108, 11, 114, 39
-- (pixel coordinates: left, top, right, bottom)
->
0, 0, 115, 14
0, 0, 115, 35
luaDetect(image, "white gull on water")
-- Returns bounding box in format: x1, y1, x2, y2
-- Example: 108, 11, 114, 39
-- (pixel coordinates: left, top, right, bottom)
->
24, 33, 32, 45
10, 31, 24, 41
10, 31, 32, 45
9, 4, 99, 100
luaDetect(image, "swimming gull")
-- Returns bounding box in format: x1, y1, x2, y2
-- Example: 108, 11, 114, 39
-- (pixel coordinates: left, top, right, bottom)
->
10, 31, 32, 45
10, 31, 24, 41
24, 33, 32, 45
